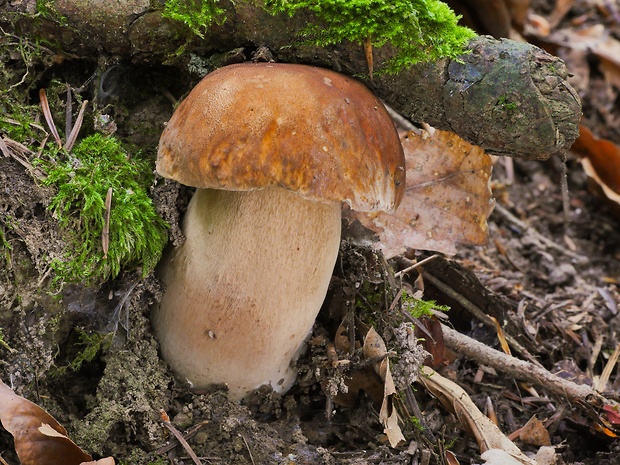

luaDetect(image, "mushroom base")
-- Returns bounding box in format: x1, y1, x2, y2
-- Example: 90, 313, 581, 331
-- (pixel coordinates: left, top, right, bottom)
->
152, 187, 341, 400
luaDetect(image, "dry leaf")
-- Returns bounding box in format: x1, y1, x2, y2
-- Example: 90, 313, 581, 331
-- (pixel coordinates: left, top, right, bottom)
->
481, 449, 530, 465
363, 328, 406, 447
520, 416, 551, 447
419, 366, 536, 465
572, 125, 620, 214
81, 458, 116, 465
416, 316, 446, 368
323, 321, 384, 408
346, 129, 493, 257
0, 380, 93, 465
539, 24, 620, 90
444, 449, 460, 465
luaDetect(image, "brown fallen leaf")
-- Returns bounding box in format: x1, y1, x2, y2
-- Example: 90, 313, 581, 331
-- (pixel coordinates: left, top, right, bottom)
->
419, 366, 537, 465
81, 459, 116, 465
519, 416, 551, 447
571, 125, 620, 214
325, 320, 384, 408
0, 380, 102, 465
346, 129, 494, 257
363, 327, 405, 447
416, 316, 446, 368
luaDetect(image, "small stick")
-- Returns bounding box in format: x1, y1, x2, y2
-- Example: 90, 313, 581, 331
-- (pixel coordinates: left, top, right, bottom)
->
441, 324, 613, 406
155, 421, 209, 454
404, 385, 436, 441
595, 343, 620, 392
394, 254, 440, 278
159, 410, 203, 465
102, 187, 112, 259
241, 434, 255, 465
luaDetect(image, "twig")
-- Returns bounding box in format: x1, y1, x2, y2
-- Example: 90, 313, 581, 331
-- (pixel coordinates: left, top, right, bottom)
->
36, 263, 53, 288
595, 343, 620, 392
159, 410, 203, 465
493, 203, 588, 264
440, 324, 614, 406
394, 254, 440, 278
241, 434, 255, 465
400, 308, 435, 343
404, 385, 436, 441
156, 420, 210, 454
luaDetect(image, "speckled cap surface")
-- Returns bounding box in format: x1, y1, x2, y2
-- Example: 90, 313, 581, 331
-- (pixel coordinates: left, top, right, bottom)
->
157, 62, 405, 212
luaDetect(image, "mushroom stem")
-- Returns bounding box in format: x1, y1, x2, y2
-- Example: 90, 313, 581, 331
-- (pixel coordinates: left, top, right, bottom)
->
152, 186, 341, 400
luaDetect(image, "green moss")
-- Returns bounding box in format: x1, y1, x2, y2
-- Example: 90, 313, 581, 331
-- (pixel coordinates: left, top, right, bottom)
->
402, 290, 450, 318
38, 134, 168, 286
497, 95, 517, 110
162, 0, 226, 38
409, 414, 425, 431
52, 328, 113, 376
35, 0, 70, 26
0, 103, 41, 142
265, 0, 476, 73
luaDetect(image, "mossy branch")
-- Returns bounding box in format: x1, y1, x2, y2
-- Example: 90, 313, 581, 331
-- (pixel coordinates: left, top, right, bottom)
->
263, 0, 476, 73
2, 0, 581, 159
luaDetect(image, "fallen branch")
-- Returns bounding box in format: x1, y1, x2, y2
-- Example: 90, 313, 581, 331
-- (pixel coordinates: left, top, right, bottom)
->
440, 324, 613, 407
3, 1, 581, 160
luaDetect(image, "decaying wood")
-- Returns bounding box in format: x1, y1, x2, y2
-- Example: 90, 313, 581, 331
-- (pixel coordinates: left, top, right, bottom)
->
2, 0, 580, 160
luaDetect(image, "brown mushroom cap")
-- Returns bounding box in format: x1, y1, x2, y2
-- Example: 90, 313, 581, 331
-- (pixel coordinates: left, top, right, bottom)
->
157, 62, 405, 212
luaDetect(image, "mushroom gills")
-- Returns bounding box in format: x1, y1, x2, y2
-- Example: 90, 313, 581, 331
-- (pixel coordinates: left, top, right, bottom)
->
152, 186, 341, 399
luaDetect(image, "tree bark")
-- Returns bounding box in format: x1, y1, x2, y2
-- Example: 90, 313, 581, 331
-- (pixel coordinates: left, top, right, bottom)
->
2, 0, 580, 159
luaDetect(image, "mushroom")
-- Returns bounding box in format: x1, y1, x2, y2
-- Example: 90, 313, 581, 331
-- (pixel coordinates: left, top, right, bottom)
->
153, 62, 405, 400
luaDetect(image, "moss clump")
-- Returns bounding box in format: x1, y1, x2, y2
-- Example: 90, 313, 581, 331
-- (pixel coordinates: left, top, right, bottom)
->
162, 0, 226, 38
402, 290, 450, 318
0, 103, 41, 142
265, 0, 476, 73
40, 134, 168, 286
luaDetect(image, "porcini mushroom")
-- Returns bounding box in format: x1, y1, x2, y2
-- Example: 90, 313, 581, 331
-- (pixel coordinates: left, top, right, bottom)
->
153, 62, 405, 400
